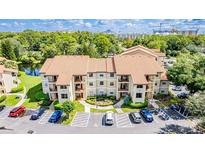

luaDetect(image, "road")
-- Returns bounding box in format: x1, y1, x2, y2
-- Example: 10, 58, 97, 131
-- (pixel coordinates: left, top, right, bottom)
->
0, 106, 201, 134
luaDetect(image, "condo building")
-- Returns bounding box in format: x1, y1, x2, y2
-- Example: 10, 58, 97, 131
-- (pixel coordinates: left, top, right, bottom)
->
0, 58, 18, 95
40, 45, 169, 103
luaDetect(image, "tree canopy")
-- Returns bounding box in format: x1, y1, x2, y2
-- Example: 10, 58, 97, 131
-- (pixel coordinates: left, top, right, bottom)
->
167, 52, 205, 93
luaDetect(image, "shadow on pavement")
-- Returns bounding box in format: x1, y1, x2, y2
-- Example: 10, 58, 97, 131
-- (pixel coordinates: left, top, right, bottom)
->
158, 124, 203, 134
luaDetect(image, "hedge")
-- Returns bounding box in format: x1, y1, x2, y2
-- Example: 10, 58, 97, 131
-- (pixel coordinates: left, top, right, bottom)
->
127, 100, 149, 109
0, 95, 7, 103
85, 99, 96, 105
53, 101, 63, 110
11, 83, 24, 93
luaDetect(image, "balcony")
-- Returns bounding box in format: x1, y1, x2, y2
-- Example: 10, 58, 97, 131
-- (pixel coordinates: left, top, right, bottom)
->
118, 76, 129, 82
48, 76, 57, 82
49, 86, 57, 92
74, 76, 83, 82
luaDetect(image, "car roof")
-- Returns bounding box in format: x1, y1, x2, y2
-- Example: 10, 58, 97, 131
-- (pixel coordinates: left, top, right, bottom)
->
106, 112, 113, 119
133, 112, 140, 117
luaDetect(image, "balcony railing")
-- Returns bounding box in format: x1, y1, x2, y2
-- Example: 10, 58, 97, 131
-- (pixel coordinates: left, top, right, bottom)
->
118, 88, 129, 91
75, 88, 84, 91
49, 87, 57, 92
118, 78, 129, 82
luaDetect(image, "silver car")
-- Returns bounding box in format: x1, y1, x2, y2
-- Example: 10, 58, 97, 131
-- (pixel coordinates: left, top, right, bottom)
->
105, 111, 114, 125
130, 112, 142, 123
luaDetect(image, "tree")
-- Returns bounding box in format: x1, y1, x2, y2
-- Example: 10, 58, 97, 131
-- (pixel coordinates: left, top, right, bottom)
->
1, 39, 17, 60
167, 53, 205, 93
122, 38, 133, 48
185, 91, 205, 117
57, 36, 77, 55
94, 35, 111, 57
62, 101, 75, 117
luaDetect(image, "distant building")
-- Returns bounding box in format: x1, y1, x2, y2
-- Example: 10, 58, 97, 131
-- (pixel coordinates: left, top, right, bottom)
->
153, 28, 199, 35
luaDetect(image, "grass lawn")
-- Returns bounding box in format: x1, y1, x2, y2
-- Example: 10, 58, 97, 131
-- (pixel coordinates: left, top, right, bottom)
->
22, 99, 40, 109
121, 106, 140, 113
62, 101, 85, 125
0, 95, 21, 106
19, 71, 45, 108
90, 108, 117, 113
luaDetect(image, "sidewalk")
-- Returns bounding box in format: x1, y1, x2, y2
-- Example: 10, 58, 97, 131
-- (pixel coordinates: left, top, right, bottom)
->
79, 100, 114, 113
79, 100, 124, 113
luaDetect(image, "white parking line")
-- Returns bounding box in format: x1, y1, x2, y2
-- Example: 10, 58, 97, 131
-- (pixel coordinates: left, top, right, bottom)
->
71, 112, 90, 127
115, 113, 132, 128
38, 110, 53, 124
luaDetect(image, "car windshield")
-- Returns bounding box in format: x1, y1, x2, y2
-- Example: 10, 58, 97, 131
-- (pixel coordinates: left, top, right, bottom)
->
107, 119, 113, 121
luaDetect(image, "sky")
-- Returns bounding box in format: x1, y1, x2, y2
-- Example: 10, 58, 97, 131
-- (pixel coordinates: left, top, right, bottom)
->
0, 19, 205, 34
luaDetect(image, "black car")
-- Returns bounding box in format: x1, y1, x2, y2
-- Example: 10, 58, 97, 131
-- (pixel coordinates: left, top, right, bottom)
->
30, 108, 45, 120
0, 105, 5, 112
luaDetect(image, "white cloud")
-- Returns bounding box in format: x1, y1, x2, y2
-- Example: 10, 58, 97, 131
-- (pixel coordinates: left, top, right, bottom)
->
0, 23, 9, 26
84, 22, 92, 28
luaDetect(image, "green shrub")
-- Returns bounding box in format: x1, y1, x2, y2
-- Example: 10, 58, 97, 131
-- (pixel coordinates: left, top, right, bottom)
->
127, 100, 148, 109
54, 103, 63, 110
0, 95, 7, 103
107, 96, 116, 100
87, 96, 96, 100
11, 83, 24, 93
86, 99, 95, 105
35, 92, 49, 101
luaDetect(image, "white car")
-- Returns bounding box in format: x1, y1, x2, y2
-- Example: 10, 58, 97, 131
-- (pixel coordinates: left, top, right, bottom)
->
105, 111, 114, 125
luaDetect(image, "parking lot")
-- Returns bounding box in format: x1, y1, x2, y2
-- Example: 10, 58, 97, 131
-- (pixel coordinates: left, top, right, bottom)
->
0, 106, 201, 134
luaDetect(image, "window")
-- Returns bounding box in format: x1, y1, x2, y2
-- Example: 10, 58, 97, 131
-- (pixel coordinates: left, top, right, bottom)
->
89, 82, 93, 86
136, 93, 142, 98
100, 81, 104, 86
155, 83, 158, 86
0, 82, 2, 86
99, 74, 104, 77
89, 73, 93, 77
60, 85, 67, 89
110, 73, 114, 77
61, 94, 68, 99
162, 82, 166, 85
11, 72, 16, 77
110, 82, 114, 86
110, 92, 114, 95
137, 85, 143, 88
161, 90, 165, 93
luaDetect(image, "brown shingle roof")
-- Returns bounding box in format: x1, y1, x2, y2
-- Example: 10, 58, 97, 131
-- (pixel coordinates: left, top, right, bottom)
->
114, 55, 165, 84
40, 47, 166, 85
121, 45, 166, 57
0, 65, 18, 73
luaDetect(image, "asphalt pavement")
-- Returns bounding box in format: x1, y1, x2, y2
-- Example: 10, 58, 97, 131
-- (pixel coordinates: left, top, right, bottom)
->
0, 106, 201, 134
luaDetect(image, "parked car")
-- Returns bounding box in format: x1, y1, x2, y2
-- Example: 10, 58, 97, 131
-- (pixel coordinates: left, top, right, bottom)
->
30, 108, 45, 120
140, 109, 153, 122
105, 111, 114, 125
9, 106, 26, 117
130, 112, 142, 123
172, 86, 182, 91
170, 104, 180, 111
159, 112, 170, 120
177, 92, 188, 99
48, 110, 63, 123
0, 105, 5, 112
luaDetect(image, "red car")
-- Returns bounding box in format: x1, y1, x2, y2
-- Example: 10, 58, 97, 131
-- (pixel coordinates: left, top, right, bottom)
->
9, 106, 26, 117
